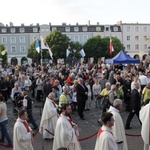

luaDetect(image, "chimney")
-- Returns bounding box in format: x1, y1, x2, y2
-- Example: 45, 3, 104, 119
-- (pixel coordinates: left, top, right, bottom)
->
76, 22, 78, 25
88, 20, 90, 26
97, 22, 99, 25
62, 23, 66, 26
10, 22, 13, 27
21, 23, 24, 26
116, 21, 122, 25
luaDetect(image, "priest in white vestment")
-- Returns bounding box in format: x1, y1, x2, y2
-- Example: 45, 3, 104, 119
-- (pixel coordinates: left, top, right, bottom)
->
53, 104, 82, 150
94, 112, 117, 150
140, 102, 150, 150
108, 99, 128, 150
39, 92, 58, 139
13, 109, 33, 150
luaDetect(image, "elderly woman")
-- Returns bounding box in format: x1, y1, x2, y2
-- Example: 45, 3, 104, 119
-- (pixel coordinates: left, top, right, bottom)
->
0, 94, 12, 147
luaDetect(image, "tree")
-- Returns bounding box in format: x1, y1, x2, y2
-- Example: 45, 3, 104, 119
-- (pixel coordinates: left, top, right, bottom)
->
27, 41, 39, 64
83, 36, 125, 59
46, 31, 70, 59
69, 41, 83, 58
83, 35, 102, 58
27, 41, 50, 64
0, 44, 7, 66
101, 36, 124, 58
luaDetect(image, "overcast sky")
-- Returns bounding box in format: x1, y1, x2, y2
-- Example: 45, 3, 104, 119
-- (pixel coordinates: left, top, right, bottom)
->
1, 0, 150, 26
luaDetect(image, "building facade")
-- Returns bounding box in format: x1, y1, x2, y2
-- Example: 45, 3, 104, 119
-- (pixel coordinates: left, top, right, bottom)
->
0, 21, 149, 65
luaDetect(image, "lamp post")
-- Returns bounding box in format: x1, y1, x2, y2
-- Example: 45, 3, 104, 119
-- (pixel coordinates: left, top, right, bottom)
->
72, 49, 77, 66
148, 46, 150, 63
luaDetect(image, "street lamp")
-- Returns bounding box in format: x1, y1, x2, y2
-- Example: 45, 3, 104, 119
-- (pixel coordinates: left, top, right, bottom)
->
148, 46, 150, 63
73, 49, 76, 53
72, 49, 77, 66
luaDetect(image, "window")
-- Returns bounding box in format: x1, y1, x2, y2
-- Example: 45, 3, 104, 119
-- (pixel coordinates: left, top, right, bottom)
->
67, 35, 71, 39
11, 46, 16, 53
106, 27, 109, 31
135, 44, 139, 49
20, 46, 26, 52
65, 27, 70, 32
45, 28, 50, 32
74, 27, 79, 32
127, 36, 130, 40
135, 36, 139, 40
74, 35, 79, 42
144, 36, 147, 40
19, 28, 25, 33
96, 27, 101, 31
52, 27, 57, 31
127, 26, 130, 32
113, 27, 118, 31
10, 28, 16, 33
143, 27, 147, 32
144, 44, 147, 50
82, 27, 87, 32
20, 36, 25, 43
1, 37, 7, 43
127, 45, 130, 50
41, 29, 45, 32
33, 28, 38, 32
10, 37, 16, 43
83, 35, 88, 42
135, 27, 139, 32
1, 28, 7, 33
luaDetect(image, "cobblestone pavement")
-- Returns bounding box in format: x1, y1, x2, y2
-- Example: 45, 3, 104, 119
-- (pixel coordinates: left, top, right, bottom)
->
1, 99, 143, 150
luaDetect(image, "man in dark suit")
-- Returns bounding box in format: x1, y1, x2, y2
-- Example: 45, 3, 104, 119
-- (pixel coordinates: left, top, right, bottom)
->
125, 82, 141, 129
76, 78, 88, 120
43, 78, 52, 101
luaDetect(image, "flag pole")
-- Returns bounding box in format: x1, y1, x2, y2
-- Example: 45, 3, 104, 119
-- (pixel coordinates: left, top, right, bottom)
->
41, 49, 43, 65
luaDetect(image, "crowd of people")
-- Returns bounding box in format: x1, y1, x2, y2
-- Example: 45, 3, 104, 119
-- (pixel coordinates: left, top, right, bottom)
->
0, 61, 150, 149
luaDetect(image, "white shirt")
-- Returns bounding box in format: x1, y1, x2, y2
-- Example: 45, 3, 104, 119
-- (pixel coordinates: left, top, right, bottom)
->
139, 75, 147, 85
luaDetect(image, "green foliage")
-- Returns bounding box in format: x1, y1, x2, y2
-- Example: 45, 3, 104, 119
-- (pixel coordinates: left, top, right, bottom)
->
0, 44, 7, 65
27, 41, 49, 64
68, 41, 82, 58
27, 41, 39, 63
83, 35, 102, 58
27, 31, 125, 63
83, 36, 124, 58
46, 30, 70, 59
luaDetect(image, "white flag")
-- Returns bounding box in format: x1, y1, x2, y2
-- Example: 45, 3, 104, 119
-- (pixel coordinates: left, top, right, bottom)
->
66, 49, 70, 57
1, 49, 7, 55
40, 36, 53, 59
35, 39, 40, 53
79, 49, 85, 58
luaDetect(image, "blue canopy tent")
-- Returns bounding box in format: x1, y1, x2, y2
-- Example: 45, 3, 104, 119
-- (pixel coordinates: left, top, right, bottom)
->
105, 50, 140, 64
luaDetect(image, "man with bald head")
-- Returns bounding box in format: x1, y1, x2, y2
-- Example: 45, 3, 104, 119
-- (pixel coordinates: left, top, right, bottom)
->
108, 99, 128, 150
39, 92, 58, 140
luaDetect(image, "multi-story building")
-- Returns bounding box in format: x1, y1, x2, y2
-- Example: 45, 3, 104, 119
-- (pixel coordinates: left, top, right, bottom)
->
0, 21, 149, 65
118, 21, 150, 59
0, 22, 40, 65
